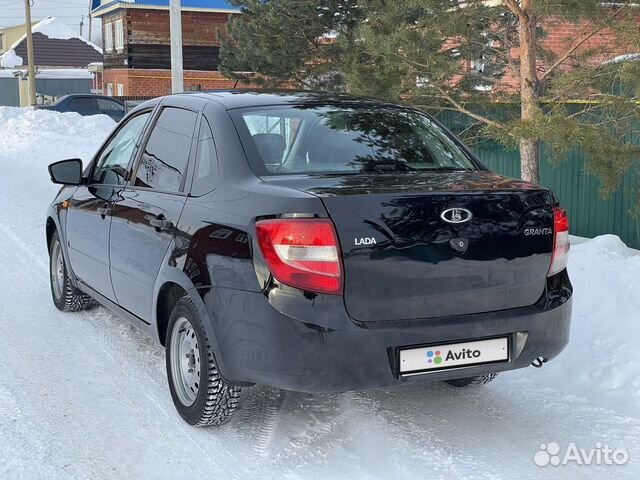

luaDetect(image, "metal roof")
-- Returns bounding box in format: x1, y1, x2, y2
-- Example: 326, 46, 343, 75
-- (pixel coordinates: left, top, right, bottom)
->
12, 32, 103, 68
91, 0, 241, 17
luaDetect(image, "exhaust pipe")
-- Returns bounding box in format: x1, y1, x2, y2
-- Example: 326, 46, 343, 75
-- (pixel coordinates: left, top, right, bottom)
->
531, 357, 547, 368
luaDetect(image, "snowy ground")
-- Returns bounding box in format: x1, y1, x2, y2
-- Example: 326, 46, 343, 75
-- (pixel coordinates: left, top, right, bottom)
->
0, 107, 639, 479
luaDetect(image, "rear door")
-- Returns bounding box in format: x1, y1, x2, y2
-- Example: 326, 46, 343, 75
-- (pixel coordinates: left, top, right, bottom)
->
66, 110, 152, 299
108, 105, 198, 321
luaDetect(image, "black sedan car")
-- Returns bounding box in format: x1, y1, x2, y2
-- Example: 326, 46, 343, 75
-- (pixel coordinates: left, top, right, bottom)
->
37, 94, 125, 121
46, 91, 572, 426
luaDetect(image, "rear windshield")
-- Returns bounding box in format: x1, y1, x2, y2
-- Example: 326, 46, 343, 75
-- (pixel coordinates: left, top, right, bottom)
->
230, 105, 477, 175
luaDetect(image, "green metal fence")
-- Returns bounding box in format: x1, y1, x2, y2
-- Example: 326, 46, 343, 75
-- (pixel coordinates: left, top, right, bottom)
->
438, 111, 640, 249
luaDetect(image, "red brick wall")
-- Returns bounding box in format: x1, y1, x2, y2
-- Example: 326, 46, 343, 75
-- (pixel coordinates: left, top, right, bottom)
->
103, 68, 238, 96
497, 12, 635, 92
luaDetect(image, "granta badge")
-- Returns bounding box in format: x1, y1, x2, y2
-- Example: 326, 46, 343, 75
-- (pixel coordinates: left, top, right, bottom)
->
524, 227, 552, 236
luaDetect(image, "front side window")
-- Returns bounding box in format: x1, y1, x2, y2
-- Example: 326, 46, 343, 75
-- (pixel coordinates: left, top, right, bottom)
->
231, 106, 477, 175
68, 97, 96, 112
97, 99, 124, 112
134, 107, 197, 192
91, 112, 151, 186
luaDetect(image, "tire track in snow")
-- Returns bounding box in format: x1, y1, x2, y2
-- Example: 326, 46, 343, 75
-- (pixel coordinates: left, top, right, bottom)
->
228, 387, 284, 457
0, 212, 251, 479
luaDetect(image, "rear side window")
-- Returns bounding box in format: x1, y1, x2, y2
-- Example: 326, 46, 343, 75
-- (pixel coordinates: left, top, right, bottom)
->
96, 98, 124, 112
190, 117, 219, 196
68, 97, 96, 111
134, 107, 197, 192
231, 106, 476, 175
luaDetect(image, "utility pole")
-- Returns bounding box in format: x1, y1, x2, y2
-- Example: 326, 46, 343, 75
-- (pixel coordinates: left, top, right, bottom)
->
23, 0, 36, 106
88, 0, 92, 41
169, 0, 184, 93
80, 15, 84, 38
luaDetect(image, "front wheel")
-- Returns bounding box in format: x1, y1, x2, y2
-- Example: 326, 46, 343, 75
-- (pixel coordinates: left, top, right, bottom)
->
49, 230, 91, 312
166, 297, 242, 426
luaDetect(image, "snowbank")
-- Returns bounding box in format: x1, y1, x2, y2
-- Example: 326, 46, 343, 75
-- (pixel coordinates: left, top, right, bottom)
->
0, 107, 114, 167
558, 234, 640, 414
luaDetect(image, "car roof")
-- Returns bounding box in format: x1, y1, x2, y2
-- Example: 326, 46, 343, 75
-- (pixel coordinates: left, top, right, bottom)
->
183, 90, 397, 110
54, 94, 124, 104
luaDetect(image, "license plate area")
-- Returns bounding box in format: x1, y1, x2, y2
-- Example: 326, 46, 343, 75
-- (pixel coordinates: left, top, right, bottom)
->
399, 336, 510, 375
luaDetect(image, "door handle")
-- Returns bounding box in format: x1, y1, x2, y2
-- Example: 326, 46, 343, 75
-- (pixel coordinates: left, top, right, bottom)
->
147, 214, 173, 232
97, 204, 112, 219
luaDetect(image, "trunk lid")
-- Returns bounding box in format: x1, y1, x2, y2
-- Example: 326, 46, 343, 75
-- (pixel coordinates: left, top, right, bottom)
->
265, 171, 555, 322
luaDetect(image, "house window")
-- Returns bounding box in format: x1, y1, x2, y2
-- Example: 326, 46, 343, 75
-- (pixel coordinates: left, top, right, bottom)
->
106, 83, 113, 96
117, 84, 124, 96
104, 23, 113, 53
115, 19, 124, 52
470, 58, 486, 74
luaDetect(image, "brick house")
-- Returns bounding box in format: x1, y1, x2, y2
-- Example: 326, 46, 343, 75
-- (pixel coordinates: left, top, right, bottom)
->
90, 0, 240, 96
466, 7, 639, 93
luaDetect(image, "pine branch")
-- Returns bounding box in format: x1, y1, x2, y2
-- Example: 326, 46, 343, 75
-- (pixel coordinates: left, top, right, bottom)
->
539, 6, 627, 84
435, 88, 505, 130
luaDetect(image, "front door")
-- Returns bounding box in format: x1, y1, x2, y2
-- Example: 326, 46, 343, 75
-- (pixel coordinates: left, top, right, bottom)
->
109, 106, 198, 321
66, 111, 151, 299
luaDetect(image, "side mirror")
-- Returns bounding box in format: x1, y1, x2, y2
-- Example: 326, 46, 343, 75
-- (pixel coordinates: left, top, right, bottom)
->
48, 159, 83, 185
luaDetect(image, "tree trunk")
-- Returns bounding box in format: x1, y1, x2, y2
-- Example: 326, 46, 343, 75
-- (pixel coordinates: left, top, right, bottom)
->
518, 5, 541, 184
519, 138, 539, 184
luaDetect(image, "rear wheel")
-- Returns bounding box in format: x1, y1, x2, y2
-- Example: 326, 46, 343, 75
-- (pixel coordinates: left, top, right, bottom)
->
49, 230, 91, 312
166, 296, 241, 426
445, 373, 498, 388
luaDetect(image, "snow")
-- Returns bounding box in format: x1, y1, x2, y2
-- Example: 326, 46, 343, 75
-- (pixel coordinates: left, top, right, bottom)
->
0, 68, 94, 79
603, 53, 640, 64
32, 17, 81, 40
0, 50, 23, 69
34, 69, 95, 79
0, 106, 639, 479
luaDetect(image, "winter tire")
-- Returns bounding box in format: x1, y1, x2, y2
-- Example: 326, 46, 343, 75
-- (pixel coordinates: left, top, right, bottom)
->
166, 296, 241, 426
49, 230, 91, 312
445, 373, 498, 387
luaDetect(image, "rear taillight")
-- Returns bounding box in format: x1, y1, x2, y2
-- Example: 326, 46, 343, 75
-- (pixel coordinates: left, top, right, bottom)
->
548, 207, 570, 277
255, 219, 343, 295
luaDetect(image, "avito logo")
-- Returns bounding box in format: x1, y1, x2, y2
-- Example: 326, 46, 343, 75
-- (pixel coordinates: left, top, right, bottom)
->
426, 347, 482, 364
425, 350, 443, 365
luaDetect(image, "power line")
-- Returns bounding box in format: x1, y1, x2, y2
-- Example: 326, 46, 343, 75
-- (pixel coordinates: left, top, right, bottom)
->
4, 6, 90, 9
1, 15, 88, 18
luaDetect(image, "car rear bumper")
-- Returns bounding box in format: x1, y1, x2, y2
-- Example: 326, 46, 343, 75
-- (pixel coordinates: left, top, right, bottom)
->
201, 282, 572, 393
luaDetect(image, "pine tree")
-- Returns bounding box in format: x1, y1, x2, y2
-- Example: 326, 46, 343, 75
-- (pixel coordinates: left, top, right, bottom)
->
219, 0, 362, 89
220, 0, 640, 189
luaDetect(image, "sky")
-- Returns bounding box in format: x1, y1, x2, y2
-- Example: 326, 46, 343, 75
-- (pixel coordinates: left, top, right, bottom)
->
0, 0, 100, 41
